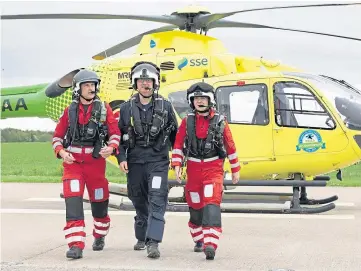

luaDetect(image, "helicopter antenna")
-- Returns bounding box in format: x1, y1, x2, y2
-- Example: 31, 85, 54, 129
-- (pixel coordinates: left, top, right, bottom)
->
2, 2, 360, 60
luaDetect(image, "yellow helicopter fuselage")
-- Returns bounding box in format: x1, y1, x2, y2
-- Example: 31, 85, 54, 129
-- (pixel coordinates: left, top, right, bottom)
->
159, 72, 361, 181
10, 30, 361, 181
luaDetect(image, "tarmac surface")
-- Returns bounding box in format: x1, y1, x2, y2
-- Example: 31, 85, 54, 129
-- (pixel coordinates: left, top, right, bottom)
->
1, 183, 361, 271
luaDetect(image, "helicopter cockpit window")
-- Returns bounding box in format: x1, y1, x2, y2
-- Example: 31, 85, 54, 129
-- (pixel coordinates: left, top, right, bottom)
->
216, 84, 269, 125
273, 81, 336, 130
168, 90, 192, 119
304, 75, 361, 131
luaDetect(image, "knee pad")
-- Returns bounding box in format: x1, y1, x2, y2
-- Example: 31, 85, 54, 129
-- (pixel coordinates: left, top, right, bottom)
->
147, 212, 165, 242
91, 200, 109, 218
189, 207, 203, 226
88, 182, 109, 202
202, 204, 221, 227
65, 196, 84, 221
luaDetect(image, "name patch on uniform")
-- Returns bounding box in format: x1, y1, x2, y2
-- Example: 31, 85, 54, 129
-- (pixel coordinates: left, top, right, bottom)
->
190, 192, 200, 203
152, 176, 162, 189
94, 188, 104, 200
204, 184, 214, 198
70, 179, 80, 192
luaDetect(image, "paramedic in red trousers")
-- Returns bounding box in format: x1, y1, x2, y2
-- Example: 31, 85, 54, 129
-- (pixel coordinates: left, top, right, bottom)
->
52, 69, 121, 259
171, 82, 240, 260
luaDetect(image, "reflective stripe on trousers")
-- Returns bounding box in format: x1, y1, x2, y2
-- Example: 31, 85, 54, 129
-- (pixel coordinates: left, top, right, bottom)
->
187, 156, 219, 163
66, 146, 94, 154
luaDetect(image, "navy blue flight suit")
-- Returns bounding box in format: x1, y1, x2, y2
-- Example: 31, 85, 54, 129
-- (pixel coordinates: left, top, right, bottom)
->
116, 93, 178, 246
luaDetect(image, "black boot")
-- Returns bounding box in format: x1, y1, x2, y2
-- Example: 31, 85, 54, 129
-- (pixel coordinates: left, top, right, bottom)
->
204, 245, 215, 260
194, 241, 203, 252
92, 236, 105, 251
134, 240, 146, 250
146, 240, 160, 259
66, 246, 83, 259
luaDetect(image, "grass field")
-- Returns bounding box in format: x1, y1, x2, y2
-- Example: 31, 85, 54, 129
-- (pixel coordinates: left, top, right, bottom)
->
1, 142, 360, 186
1, 142, 126, 183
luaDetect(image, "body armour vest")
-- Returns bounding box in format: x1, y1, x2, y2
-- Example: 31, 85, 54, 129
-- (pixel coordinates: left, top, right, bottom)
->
66, 97, 107, 147
129, 96, 168, 148
184, 112, 227, 160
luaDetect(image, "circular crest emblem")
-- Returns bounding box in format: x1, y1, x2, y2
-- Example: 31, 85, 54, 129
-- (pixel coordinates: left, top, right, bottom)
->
296, 129, 326, 153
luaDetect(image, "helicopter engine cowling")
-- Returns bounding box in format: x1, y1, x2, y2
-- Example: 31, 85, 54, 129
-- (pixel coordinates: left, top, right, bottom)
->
45, 69, 82, 98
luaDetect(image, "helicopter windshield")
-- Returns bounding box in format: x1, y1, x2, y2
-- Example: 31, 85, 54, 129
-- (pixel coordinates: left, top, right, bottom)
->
168, 90, 192, 119
284, 72, 361, 131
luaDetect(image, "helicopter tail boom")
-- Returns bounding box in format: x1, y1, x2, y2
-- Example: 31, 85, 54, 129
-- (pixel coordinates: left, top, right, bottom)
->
1, 83, 49, 119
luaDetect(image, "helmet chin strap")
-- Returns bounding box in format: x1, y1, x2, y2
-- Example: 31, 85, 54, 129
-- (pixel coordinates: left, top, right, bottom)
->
195, 104, 212, 113
138, 86, 154, 99
80, 90, 97, 102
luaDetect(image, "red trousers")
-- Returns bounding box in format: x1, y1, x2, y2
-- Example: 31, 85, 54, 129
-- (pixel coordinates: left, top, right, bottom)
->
62, 146, 110, 250
185, 158, 224, 250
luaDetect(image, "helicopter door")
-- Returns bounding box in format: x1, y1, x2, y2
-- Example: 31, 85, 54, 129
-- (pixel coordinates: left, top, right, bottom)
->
271, 79, 349, 157
215, 81, 274, 163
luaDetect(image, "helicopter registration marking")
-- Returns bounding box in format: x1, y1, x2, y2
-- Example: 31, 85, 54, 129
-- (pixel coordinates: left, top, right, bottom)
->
296, 130, 326, 153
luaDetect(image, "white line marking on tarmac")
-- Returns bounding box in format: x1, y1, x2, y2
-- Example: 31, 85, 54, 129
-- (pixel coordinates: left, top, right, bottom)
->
23, 197, 357, 208
24, 198, 64, 202
0, 208, 355, 220
335, 202, 355, 207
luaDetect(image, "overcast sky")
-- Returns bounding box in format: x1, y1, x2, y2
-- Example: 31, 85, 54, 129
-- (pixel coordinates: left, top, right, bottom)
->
1, 0, 361, 131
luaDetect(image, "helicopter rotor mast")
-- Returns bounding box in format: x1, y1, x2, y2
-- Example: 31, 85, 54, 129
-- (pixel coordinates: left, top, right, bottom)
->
2, 2, 361, 60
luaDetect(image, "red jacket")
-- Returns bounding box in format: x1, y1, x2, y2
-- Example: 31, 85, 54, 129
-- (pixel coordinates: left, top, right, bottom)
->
52, 102, 121, 157
171, 109, 240, 173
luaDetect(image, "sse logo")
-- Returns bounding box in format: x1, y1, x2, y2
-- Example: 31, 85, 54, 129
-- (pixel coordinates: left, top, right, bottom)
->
177, 57, 208, 70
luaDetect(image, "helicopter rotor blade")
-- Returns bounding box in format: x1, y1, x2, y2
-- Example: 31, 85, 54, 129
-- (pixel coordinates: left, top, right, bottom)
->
0, 13, 183, 26
196, 2, 361, 27
92, 25, 177, 60
207, 20, 361, 42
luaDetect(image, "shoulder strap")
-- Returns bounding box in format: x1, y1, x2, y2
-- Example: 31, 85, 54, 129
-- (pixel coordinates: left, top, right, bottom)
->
100, 101, 107, 123
218, 114, 226, 133
153, 97, 165, 113
68, 99, 79, 138
90, 98, 103, 125
130, 96, 144, 136
185, 112, 197, 153
210, 112, 226, 144
185, 112, 195, 137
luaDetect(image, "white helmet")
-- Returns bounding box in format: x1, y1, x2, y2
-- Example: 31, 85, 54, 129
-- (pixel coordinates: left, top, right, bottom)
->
187, 82, 216, 109
130, 61, 160, 91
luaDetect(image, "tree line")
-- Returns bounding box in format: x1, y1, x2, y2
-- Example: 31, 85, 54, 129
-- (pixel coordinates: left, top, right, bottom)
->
1, 128, 53, 142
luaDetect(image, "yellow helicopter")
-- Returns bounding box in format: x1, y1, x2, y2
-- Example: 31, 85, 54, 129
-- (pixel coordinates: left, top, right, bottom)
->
2, 3, 361, 214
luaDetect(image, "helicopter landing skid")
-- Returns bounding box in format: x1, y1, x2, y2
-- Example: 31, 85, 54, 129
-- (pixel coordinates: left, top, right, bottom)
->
59, 177, 337, 215
165, 178, 337, 214
115, 186, 336, 214
180, 187, 334, 214
299, 186, 338, 205
113, 178, 337, 215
